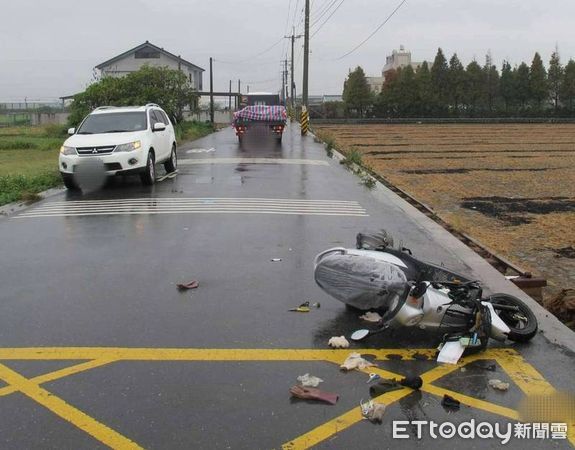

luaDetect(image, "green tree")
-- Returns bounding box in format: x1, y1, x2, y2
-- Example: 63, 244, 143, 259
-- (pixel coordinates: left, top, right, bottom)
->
448, 53, 466, 115
500, 61, 515, 114
561, 59, 575, 114
375, 69, 400, 117
397, 65, 418, 116
415, 61, 434, 116
430, 48, 449, 115
342, 66, 372, 117
464, 61, 485, 116
548, 50, 563, 114
68, 65, 198, 126
483, 54, 500, 114
515, 63, 531, 111
529, 52, 548, 111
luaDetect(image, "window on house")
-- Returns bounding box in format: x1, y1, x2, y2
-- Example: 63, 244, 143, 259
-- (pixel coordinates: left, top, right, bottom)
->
135, 48, 160, 59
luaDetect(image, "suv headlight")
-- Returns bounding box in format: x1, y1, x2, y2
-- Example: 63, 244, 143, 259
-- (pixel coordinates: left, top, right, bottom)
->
114, 141, 141, 152
60, 146, 77, 155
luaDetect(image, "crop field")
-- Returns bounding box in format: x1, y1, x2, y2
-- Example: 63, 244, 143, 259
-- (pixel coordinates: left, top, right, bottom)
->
315, 123, 575, 302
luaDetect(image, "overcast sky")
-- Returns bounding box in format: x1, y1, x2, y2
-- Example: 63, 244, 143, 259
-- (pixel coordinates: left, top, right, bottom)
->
1, 0, 574, 102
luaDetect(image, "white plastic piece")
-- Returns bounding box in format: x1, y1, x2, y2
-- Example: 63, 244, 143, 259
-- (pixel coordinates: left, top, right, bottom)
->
488, 379, 510, 391
328, 336, 350, 349
297, 373, 324, 387
340, 352, 375, 371
359, 311, 383, 323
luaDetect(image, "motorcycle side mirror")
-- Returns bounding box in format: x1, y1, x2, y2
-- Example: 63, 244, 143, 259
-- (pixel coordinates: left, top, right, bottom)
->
350, 329, 370, 341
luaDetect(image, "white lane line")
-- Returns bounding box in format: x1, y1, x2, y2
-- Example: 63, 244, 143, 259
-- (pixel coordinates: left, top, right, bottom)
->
186, 148, 215, 154
178, 158, 329, 166
15, 210, 369, 219
23, 207, 367, 215
33, 201, 365, 210
43, 198, 360, 206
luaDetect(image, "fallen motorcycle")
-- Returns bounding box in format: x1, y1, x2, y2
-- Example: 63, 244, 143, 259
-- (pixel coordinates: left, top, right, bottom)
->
314, 231, 538, 344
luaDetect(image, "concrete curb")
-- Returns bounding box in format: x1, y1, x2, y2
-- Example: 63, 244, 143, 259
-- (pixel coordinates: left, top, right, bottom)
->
310, 131, 575, 353
0, 187, 65, 217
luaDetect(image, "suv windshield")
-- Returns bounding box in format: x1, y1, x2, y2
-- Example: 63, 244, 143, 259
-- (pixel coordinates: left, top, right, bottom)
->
77, 112, 148, 134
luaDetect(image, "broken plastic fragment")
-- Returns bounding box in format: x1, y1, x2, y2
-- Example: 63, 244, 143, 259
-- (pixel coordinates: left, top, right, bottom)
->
488, 379, 510, 391
176, 280, 199, 290
289, 301, 310, 312
359, 311, 383, 323
340, 352, 375, 371
271, 258, 282, 262
360, 399, 387, 423
366, 373, 381, 384
328, 336, 350, 349
297, 373, 324, 387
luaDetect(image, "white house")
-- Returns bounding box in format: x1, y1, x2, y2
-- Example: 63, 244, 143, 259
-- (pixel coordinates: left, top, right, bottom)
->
95, 41, 204, 91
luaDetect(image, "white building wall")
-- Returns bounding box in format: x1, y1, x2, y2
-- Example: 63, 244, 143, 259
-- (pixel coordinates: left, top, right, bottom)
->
100, 53, 202, 90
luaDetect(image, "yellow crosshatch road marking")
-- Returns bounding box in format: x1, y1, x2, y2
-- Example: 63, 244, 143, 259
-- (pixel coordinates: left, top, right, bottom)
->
0, 347, 572, 449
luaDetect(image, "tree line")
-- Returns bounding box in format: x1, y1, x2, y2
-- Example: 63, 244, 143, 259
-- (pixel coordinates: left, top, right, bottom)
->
340, 48, 575, 118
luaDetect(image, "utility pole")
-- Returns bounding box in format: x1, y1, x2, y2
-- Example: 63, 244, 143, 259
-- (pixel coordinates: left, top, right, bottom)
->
228, 80, 232, 111
302, 0, 310, 109
281, 59, 289, 105
285, 28, 303, 108
237, 80, 241, 109
209, 57, 214, 124
300, 0, 311, 135
284, 59, 289, 104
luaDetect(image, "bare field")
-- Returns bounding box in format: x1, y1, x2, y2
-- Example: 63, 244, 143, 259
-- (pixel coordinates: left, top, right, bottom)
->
315, 123, 575, 301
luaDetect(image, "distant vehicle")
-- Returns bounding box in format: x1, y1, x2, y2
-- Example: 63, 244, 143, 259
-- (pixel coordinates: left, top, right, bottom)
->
59, 104, 177, 189
233, 92, 287, 144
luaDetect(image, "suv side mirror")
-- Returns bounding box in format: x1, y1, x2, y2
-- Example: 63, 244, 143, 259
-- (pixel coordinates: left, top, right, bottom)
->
68, 127, 76, 135
153, 122, 166, 132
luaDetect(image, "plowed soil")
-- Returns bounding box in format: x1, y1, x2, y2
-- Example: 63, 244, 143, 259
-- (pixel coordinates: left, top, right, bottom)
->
315, 123, 575, 302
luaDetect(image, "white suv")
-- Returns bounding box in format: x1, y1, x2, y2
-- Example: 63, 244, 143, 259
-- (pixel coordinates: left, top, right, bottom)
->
59, 104, 177, 188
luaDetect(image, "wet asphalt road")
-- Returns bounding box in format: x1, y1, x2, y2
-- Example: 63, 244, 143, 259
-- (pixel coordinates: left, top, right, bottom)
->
0, 124, 573, 449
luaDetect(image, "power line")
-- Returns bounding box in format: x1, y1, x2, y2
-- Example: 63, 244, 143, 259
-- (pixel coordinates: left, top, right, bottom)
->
311, 0, 346, 37
335, 0, 408, 60
310, 0, 338, 27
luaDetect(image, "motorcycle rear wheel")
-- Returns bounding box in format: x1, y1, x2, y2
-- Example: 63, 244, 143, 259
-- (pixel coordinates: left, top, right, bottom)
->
486, 294, 538, 342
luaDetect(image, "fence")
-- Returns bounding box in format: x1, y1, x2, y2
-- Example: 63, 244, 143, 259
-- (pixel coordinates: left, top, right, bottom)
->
0, 113, 31, 127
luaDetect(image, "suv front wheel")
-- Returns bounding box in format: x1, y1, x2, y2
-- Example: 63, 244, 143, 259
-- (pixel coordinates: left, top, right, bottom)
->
140, 151, 156, 186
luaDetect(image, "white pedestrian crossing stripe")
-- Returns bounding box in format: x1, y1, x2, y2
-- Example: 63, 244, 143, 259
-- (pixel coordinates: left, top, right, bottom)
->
179, 158, 329, 166
15, 198, 369, 219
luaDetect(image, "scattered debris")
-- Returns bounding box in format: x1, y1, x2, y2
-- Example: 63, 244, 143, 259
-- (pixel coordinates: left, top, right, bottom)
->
176, 280, 199, 291
297, 373, 324, 387
441, 394, 461, 411
289, 301, 310, 312
366, 373, 381, 384
289, 385, 339, 405
271, 258, 282, 262
437, 340, 465, 364
340, 352, 375, 371
552, 246, 575, 259
360, 399, 387, 423
544, 289, 575, 327
289, 301, 320, 312
369, 379, 402, 396
460, 367, 467, 373
399, 376, 423, 390
328, 336, 350, 349
488, 379, 510, 391
359, 311, 383, 323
